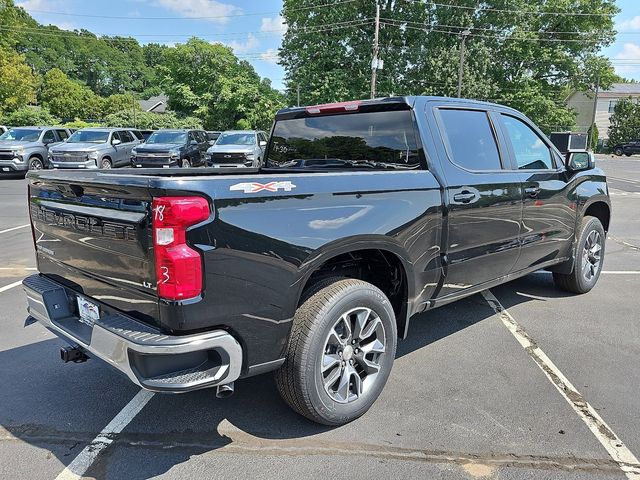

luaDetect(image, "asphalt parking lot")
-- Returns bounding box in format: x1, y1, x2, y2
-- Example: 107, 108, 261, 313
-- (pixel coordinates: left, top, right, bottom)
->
1, 157, 639, 480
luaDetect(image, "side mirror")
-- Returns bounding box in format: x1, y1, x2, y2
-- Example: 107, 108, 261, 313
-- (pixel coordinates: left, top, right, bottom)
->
112, 139, 122, 146
566, 151, 594, 172
259, 140, 267, 147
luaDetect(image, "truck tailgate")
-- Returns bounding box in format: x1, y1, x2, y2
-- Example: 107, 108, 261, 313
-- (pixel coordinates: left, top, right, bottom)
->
28, 171, 159, 325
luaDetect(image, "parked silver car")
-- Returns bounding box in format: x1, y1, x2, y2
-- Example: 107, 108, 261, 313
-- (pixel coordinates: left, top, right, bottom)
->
205, 130, 268, 168
0, 126, 71, 174
48, 128, 141, 169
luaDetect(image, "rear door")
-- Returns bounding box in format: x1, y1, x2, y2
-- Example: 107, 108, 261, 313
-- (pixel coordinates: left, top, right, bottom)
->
28, 173, 159, 324
497, 113, 576, 271
431, 105, 523, 297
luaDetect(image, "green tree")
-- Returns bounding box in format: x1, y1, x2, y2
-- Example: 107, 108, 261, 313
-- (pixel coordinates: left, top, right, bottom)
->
607, 98, 640, 148
0, 106, 59, 126
0, 47, 37, 113
39, 68, 104, 120
161, 38, 285, 130
280, 0, 619, 133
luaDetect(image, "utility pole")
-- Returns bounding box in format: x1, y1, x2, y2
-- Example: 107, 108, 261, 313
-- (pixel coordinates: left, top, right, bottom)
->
297, 84, 301, 107
588, 76, 600, 150
370, 2, 380, 99
457, 29, 471, 98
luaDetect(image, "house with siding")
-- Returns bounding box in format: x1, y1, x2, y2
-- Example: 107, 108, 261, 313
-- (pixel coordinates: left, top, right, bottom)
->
565, 83, 640, 140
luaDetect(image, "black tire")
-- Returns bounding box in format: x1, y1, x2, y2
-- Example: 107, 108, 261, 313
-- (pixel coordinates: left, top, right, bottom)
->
553, 216, 605, 294
181, 158, 191, 168
28, 157, 44, 170
100, 158, 112, 169
275, 278, 397, 426
614, 148, 623, 156
625, 153, 632, 157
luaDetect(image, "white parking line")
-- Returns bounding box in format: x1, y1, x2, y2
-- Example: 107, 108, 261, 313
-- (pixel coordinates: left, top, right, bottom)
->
481, 290, 640, 479
0, 281, 23, 293
602, 271, 640, 274
56, 389, 154, 480
0, 224, 29, 235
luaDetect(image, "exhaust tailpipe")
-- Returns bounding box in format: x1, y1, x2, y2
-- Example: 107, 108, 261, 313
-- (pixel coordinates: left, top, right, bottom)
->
216, 382, 234, 399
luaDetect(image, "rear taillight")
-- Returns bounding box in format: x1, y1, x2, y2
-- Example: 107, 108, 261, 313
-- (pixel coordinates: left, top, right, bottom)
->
152, 196, 210, 300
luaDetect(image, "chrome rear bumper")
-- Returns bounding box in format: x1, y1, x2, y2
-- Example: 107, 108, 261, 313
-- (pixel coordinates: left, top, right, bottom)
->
23, 274, 243, 392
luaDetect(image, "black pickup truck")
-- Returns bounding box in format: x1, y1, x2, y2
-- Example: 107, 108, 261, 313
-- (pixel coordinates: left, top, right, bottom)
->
23, 96, 610, 425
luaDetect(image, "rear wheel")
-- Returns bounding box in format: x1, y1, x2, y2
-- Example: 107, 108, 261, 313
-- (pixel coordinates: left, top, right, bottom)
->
28, 157, 43, 171
100, 158, 112, 169
553, 216, 605, 294
275, 278, 397, 425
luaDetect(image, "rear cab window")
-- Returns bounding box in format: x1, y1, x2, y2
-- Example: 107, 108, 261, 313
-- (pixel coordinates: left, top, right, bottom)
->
436, 108, 503, 171
266, 109, 421, 170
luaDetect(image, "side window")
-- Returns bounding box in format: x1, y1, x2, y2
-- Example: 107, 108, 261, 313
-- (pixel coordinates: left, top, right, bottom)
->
119, 130, 134, 143
130, 130, 143, 141
188, 132, 196, 143
197, 131, 207, 143
111, 131, 121, 143
438, 109, 502, 171
56, 129, 69, 141
259, 132, 267, 143
42, 130, 56, 143
501, 115, 554, 170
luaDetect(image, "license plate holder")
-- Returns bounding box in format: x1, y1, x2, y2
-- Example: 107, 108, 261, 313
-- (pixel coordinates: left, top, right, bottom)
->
77, 296, 100, 327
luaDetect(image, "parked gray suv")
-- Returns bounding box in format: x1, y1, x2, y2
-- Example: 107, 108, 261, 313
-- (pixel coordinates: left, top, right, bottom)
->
0, 126, 71, 174
205, 130, 268, 168
48, 128, 141, 169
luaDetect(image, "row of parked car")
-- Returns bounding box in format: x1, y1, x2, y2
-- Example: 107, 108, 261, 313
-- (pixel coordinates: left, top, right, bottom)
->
0, 126, 269, 174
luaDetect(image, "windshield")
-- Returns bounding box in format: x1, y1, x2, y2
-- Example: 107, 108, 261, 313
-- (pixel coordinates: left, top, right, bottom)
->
67, 130, 109, 144
146, 131, 187, 145
266, 110, 420, 169
0, 128, 41, 142
216, 133, 255, 146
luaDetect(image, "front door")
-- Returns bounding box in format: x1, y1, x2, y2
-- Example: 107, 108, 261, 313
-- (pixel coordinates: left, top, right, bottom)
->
497, 114, 576, 271
432, 106, 523, 297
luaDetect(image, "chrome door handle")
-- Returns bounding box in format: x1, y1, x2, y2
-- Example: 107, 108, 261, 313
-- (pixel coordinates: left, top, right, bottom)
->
452, 192, 477, 204
524, 186, 540, 197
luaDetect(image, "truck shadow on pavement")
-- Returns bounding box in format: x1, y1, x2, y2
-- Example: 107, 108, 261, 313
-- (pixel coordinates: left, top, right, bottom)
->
2, 272, 576, 479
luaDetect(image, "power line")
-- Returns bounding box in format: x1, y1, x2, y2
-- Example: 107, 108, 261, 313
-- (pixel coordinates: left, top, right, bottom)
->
380, 21, 611, 43
402, 0, 616, 18
23, 0, 357, 20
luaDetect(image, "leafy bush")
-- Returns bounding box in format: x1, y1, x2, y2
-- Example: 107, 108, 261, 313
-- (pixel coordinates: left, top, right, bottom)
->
104, 110, 202, 130
0, 106, 60, 126
62, 118, 103, 129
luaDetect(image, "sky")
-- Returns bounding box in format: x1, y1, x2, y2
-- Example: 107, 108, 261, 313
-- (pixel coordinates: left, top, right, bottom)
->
14, 0, 640, 93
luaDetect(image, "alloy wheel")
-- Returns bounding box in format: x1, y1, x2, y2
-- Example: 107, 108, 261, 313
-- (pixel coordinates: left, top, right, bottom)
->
321, 307, 386, 403
582, 230, 602, 281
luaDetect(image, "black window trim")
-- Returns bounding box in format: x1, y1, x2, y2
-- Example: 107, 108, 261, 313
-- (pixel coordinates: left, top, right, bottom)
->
41, 129, 56, 143
498, 113, 563, 173
434, 106, 508, 174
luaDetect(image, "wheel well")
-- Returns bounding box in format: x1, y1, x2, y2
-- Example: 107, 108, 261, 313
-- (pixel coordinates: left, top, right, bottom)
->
29, 153, 43, 161
301, 249, 409, 337
584, 202, 610, 232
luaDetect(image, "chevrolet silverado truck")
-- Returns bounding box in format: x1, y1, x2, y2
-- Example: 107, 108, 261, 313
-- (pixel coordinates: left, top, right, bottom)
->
22, 96, 611, 426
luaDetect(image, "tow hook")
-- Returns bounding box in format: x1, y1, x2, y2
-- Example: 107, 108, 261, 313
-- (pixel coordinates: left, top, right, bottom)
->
216, 382, 235, 399
60, 345, 89, 363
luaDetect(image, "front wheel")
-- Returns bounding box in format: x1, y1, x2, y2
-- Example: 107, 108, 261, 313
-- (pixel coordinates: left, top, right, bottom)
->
553, 216, 605, 294
614, 147, 623, 156
100, 158, 112, 169
275, 278, 397, 425
28, 157, 44, 170
181, 158, 191, 168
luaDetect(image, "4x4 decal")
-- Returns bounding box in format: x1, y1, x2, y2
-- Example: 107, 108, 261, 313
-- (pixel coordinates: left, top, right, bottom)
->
229, 181, 296, 194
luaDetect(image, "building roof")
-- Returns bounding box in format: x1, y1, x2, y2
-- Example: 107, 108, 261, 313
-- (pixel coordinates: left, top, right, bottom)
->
600, 83, 640, 95
139, 94, 168, 113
